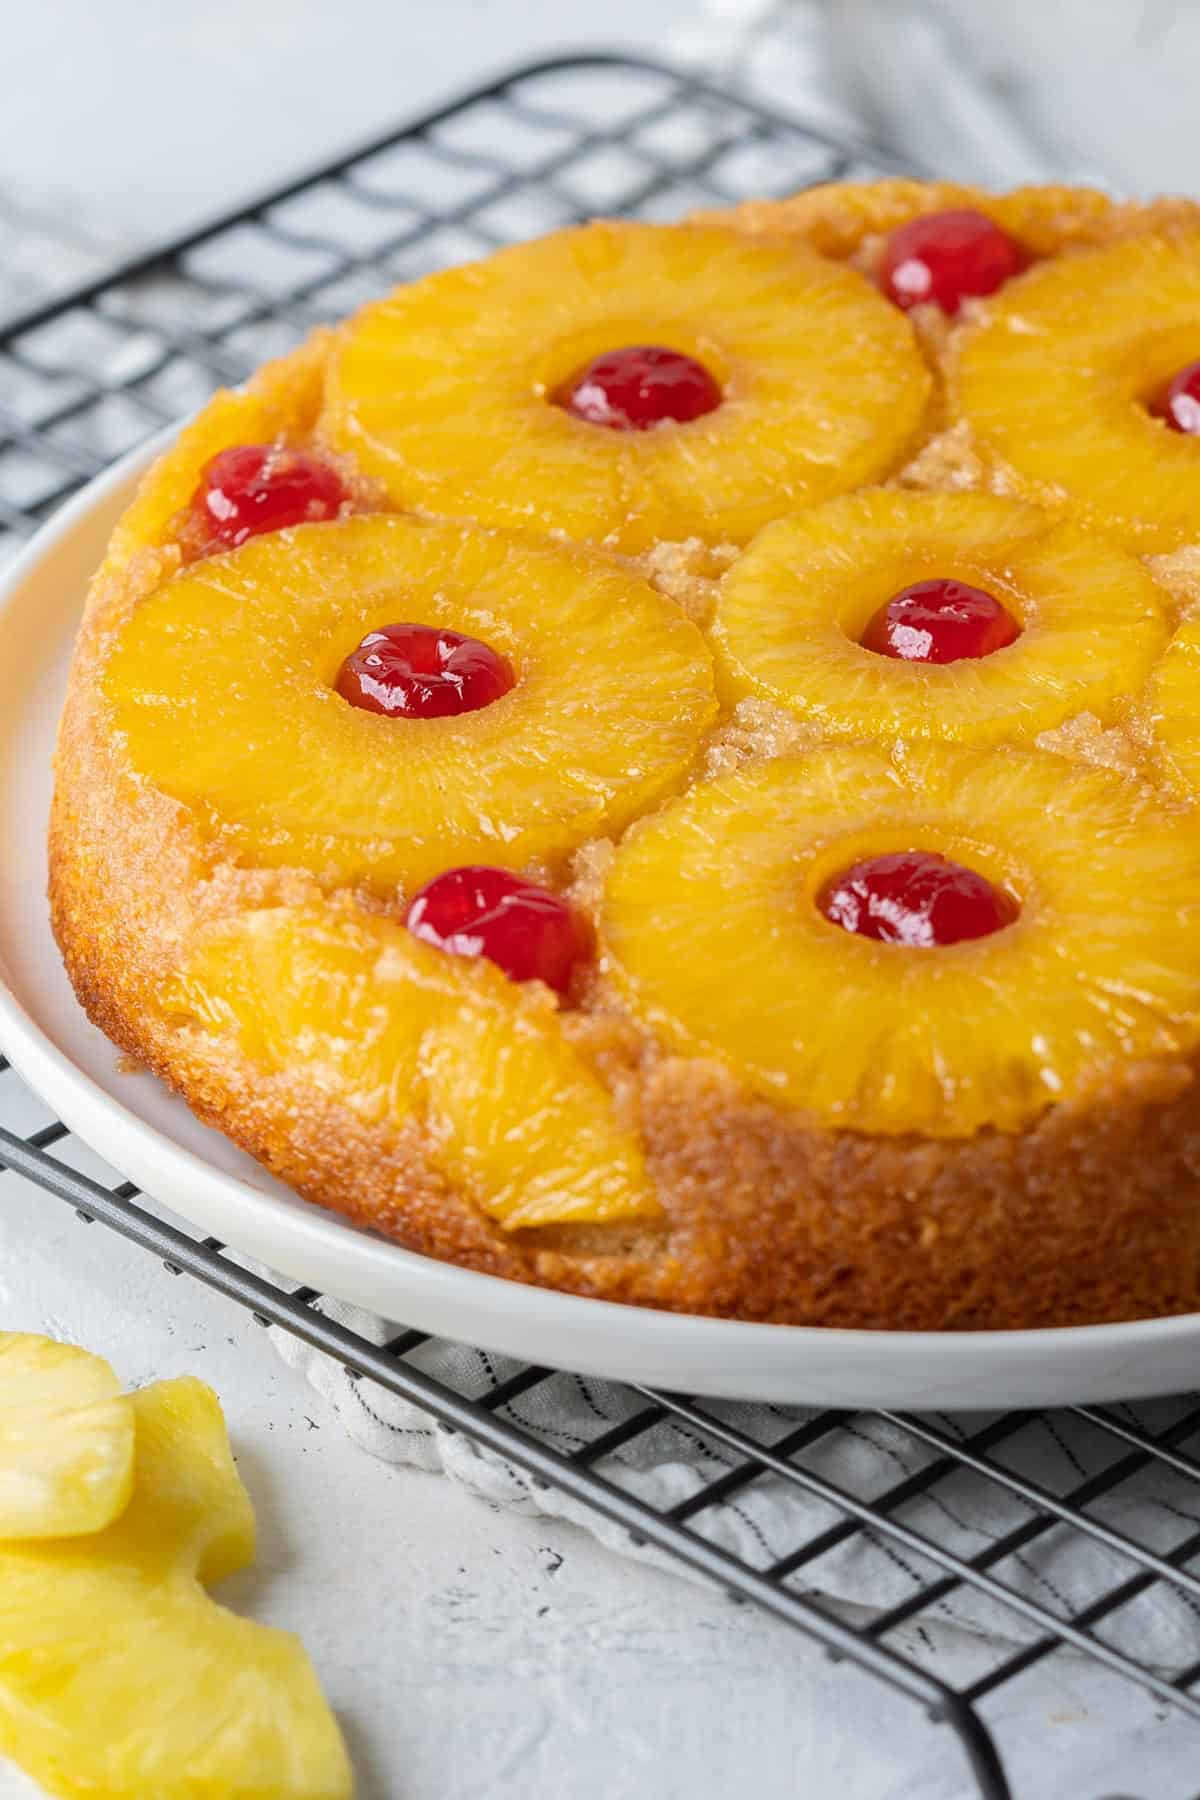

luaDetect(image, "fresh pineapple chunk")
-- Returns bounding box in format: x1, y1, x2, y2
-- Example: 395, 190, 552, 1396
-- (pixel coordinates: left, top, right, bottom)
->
714, 490, 1167, 745
953, 231, 1200, 550
601, 744, 1200, 1137
104, 513, 715, 892
167, 906, 658, 1232
323, 219, 931, 553
0, 1333, 134, 1539
0, 1376, 352, 1800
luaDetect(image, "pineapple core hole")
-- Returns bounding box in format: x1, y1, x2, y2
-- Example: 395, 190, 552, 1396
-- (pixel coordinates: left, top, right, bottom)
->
817, 850, 1019, 949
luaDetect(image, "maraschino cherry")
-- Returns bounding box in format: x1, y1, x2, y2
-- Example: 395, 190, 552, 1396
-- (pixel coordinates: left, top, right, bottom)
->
861, 578, 1020, 664
881, 209, 1028, 315
1154, 361, 1200, 434
194, 444, 345, 547
557, 345, 722, 431
336, 625, 514, 719
405, 866, 590, 996
819, 851, 1017, 948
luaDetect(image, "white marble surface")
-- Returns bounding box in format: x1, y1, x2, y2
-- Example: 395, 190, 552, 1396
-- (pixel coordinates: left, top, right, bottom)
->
5, 4, 1200, 1796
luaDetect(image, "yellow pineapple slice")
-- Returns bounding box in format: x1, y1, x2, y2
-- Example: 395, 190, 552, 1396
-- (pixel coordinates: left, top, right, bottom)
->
954, 232, 1200, 550
104, 513, 715, 892
167, 905, 658, 1231
0, 1334, 133, 1539
323, 220, 931, 553
714, 490, 1167, 745
1151, 613, 1200, 796
600, 744, 1200, 1137
0, 1376, 352, 1800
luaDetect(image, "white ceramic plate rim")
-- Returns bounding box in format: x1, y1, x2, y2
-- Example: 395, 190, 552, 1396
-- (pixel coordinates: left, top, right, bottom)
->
3, 439, 1200, 1407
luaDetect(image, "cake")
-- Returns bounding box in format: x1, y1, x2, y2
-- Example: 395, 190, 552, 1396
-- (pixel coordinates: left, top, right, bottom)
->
49, 180, 1200, 1330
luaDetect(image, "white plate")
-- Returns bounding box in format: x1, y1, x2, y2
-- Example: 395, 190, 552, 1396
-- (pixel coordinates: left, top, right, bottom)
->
3, 446, 1200, 1408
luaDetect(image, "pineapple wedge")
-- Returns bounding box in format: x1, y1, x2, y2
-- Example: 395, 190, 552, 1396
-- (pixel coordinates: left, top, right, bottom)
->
168, 904, 658, 1233
0, 1333, 134, 1539
0, 1376, 352, 1800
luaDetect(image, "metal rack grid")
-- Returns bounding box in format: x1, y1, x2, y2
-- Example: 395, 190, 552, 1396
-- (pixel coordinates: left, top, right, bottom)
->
1, 51, 1198, 1800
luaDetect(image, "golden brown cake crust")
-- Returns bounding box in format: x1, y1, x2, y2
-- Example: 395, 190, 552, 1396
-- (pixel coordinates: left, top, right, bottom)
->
48, 182, 1200, 1330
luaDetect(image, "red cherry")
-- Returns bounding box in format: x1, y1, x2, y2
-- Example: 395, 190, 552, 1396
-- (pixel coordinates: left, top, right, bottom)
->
336, 625, 515, 719
1154, 361, 1200, 434
819, 851, 1017, 948
558, 345, 722, 431
405, 866, 590, 995
860, 578, 1020, 665
881, 209, 1028, 315
195, 444, 345, 547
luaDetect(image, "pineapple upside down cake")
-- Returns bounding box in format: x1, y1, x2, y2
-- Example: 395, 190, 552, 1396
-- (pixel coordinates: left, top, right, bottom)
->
50, 181, 1200, 1331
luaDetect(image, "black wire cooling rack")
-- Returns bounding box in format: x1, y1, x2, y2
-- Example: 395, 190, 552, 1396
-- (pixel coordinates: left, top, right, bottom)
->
3, 51, 1200, 1800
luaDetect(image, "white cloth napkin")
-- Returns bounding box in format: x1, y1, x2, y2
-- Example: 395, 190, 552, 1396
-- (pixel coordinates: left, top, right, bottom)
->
273, 1297, 1200, 1676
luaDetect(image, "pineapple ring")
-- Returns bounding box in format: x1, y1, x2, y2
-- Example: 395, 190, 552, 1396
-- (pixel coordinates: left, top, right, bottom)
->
167, 905, 659, 1232
601, 744, 1200, 1138
323, 220, 931, 554
104, 513, 716, 890
954, 232, 1200, 551
714, 490, 1167, 745
1151, 613, 1200, 796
